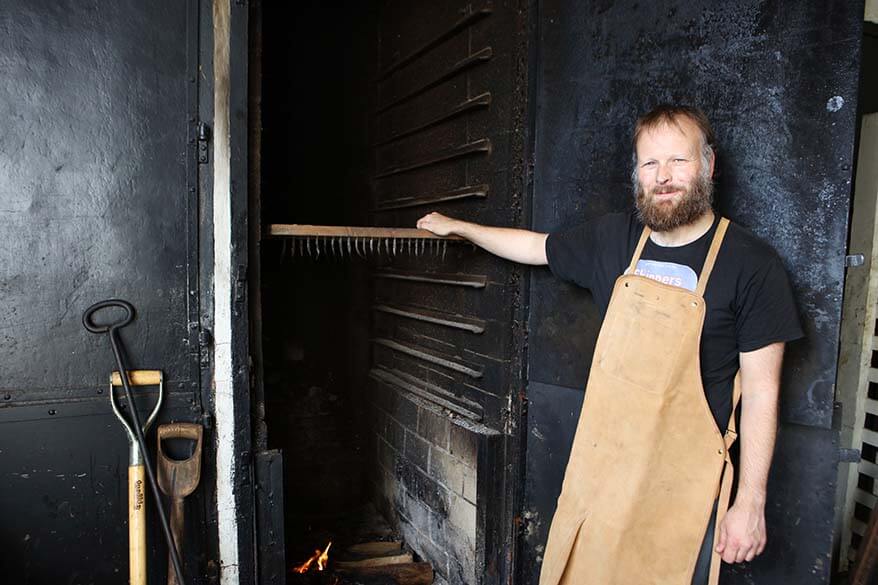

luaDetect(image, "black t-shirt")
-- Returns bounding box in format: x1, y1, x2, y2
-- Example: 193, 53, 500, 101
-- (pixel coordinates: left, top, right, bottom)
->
545, 211, 804, 431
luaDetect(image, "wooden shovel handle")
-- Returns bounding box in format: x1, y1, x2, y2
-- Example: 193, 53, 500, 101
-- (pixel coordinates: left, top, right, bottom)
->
157, 422, 202, 442
167, 497, 185, 585
129, 464, 147, 585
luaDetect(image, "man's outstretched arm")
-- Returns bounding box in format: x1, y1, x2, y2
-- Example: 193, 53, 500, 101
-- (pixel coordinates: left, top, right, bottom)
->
417, 212, 549, 266
715, 341, 784, 564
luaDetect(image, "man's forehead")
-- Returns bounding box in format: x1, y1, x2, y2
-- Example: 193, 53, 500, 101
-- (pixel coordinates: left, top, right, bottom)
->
636, 119, 701, 153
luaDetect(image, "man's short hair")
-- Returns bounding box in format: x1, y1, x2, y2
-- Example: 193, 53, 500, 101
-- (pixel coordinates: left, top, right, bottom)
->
632, 104, 716, 160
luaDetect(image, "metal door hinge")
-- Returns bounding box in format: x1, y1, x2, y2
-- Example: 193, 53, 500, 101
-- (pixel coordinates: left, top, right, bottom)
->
235, 264, 247, 303
198, 122, 212, 164
502, 393, 516, 435
845, 254, 865, 268
199, 328, 213, 366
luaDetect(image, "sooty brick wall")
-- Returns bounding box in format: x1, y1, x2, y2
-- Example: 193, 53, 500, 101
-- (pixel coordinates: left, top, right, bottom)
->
369, 378, 479, 584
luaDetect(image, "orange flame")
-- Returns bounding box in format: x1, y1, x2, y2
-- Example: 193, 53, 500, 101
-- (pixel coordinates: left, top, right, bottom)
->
292, 541, 332, 574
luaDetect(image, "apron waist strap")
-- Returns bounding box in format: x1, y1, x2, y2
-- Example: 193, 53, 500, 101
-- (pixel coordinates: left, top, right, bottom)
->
708, 453, 734, 585
707, 420, 738, 585
708, 373, 742, 585
724, 428, 737, 449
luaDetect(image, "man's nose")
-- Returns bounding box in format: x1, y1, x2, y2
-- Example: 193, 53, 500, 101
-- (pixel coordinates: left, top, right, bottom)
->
656, 163, 672, 184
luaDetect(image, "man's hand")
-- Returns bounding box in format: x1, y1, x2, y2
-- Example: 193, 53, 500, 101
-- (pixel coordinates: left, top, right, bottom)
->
715, 499, 767, 563
713, 341, 783, 565
417, 212, 459, 236
414, 212, 549, 265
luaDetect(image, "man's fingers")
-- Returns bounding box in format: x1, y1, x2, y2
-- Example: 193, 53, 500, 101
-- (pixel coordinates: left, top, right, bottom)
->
417, 212, 449, 235
715, 522, 727, 553
744, 546, 757, 562
721, 545, 738, 564
720, 537, 752, 564
720, 534, 738, 564
755, 538, 766, 557
417, 215, 435, 232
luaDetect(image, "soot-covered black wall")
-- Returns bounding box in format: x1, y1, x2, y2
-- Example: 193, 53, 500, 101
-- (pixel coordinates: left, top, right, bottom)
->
520, 2, 862, 584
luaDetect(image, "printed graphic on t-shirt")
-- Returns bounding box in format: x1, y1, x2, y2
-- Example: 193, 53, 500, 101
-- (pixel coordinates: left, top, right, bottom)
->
630, 259, 697, 291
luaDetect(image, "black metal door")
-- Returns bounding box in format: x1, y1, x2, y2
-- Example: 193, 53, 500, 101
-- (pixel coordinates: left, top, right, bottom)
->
0, 1, 213, 582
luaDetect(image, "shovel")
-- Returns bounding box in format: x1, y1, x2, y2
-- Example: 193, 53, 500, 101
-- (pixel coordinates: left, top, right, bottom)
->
156, 423, 203, 585
110, 369, 163, 585
83, 299, 186, 585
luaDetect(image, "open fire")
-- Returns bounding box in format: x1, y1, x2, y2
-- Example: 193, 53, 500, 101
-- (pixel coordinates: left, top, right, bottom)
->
292, 541, 332, 574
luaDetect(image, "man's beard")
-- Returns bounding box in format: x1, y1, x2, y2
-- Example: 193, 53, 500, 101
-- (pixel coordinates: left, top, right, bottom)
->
635, 171, 714, 232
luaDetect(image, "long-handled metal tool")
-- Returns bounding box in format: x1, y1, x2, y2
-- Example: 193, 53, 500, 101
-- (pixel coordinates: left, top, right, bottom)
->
156, 423, 203, 585
82, 299, 186, 585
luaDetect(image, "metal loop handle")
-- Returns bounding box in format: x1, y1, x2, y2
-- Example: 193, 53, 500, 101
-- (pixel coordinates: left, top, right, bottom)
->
82, 299, 135, 334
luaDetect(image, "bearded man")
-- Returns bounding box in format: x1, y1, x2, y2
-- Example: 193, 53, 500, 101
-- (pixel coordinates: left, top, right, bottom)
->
417, 105, 803, 585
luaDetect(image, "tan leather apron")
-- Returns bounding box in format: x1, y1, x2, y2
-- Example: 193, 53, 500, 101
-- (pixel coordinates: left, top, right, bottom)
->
539, 218, 742, 585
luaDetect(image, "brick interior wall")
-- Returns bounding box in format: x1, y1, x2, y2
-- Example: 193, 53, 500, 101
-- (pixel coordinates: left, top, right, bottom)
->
370, 379, 479, 584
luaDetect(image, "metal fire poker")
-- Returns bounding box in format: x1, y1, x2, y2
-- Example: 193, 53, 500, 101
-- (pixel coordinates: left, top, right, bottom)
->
268, 224, 466, 261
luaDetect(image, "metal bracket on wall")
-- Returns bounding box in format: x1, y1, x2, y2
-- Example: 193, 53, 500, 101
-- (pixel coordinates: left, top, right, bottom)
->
234, 264, 247, 303
198, 121, 212, 164
845, 254, 865, 267
839, 448, 862, 463
199, 328, 213, 367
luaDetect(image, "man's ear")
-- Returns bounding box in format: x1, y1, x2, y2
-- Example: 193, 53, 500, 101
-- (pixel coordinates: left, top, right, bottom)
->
709, 151, 716, 179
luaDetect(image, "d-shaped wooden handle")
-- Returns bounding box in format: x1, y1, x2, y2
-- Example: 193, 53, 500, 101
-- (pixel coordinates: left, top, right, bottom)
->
157, 422, 202, 442
111, 370, 163, 387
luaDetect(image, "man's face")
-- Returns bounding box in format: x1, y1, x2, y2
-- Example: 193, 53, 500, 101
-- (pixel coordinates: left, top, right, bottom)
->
634, 117, 714, 232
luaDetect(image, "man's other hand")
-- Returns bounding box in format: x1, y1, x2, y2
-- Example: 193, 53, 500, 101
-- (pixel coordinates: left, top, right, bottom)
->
417, 212, 458, 236
715, 500, 767, 563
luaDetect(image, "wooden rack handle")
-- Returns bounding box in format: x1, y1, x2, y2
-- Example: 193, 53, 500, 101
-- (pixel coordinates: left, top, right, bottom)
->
268, 224, 466, 240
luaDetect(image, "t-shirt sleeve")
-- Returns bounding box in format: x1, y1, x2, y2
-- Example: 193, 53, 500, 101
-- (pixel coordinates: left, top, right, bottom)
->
545, 221, 600, 290
735, 253, 805, 352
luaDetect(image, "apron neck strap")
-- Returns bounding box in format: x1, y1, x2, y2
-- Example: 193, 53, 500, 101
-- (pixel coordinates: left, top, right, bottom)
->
627, 226, 653, 274
628, 216, 731, 297
694, 217, 730, 297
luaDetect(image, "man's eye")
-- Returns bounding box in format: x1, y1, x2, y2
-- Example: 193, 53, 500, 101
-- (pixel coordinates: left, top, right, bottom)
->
674, 158, 688, 163
642, 161, 656, 167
